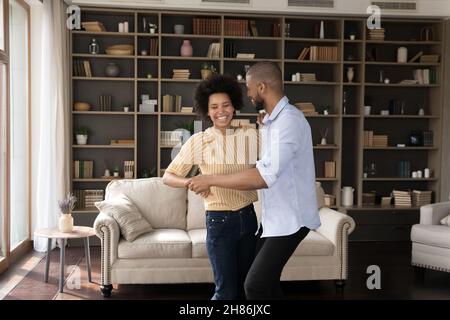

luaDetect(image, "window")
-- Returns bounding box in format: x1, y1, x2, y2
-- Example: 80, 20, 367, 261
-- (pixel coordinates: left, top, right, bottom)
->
0, 63, 6, 259
9, 0, 29, 250
0, 0, 4, 51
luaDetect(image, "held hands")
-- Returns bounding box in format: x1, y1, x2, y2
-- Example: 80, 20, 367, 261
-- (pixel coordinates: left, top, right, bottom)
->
185, 175, 212, 198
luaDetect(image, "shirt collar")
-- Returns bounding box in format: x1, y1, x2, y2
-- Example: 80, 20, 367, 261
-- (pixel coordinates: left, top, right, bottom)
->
262, 96, 289, 125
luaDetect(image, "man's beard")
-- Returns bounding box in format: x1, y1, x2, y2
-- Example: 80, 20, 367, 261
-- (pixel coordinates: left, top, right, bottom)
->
253, 95, 265, 111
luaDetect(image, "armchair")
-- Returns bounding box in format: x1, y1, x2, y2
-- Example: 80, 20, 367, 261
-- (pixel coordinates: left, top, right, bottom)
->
411, 201, 450, 274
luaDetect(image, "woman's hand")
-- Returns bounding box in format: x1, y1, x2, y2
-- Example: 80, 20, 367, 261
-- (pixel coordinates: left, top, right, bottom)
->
189, 175, 213, 197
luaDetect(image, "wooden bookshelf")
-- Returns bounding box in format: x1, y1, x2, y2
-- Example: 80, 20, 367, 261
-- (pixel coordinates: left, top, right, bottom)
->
70, 8, 445, 241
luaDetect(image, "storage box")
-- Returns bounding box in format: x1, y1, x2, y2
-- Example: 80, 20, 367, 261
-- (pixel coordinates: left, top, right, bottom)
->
324, 194, 336, 207
140, 104, 156, 113
362, 191, 376, 206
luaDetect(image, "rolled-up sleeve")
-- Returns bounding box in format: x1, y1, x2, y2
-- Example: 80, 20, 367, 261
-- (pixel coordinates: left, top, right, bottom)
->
256, 115, 299, 188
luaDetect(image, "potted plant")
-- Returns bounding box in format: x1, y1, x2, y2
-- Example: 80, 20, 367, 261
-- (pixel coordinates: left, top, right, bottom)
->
75, 127, 89, 145
201, 63, 216, 80
113, 165, 120, 177
348, 30, 356, 40
149, 23, 157, 34
57, 193, 77, 233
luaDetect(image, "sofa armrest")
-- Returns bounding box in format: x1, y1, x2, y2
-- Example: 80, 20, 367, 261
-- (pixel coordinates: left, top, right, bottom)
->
94, 212, 120, 286
316, 207, 355, 245
315, 207, 356, 280
420, 201, 450, 225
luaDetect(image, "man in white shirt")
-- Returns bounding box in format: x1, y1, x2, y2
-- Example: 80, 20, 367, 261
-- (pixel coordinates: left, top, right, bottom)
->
188, 62, 321, 299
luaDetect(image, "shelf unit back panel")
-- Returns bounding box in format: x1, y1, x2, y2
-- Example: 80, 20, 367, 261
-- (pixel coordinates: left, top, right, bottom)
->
70, 7, 444, 215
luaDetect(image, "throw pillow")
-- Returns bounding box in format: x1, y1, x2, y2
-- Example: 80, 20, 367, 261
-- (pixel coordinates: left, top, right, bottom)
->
95, 194, 153, 242
440, 214, 450, 227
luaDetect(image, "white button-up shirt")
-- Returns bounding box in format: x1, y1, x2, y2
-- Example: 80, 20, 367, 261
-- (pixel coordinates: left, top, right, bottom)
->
256, 96, 321, 237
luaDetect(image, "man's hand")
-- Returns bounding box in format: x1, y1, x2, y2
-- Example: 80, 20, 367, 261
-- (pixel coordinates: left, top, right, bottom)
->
189, 175, 213, 198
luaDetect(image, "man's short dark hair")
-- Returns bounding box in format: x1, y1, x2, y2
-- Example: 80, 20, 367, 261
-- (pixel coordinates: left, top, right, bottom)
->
246, 62, 283, 92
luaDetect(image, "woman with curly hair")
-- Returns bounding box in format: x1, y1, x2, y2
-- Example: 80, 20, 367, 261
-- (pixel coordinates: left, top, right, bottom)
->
162, 74, 259, 300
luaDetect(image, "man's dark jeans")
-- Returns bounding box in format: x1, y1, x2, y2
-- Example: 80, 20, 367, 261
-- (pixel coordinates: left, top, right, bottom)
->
206, 204, 258, 300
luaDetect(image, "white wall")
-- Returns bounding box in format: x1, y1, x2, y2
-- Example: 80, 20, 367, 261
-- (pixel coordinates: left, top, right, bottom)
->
69, 0, 450, 17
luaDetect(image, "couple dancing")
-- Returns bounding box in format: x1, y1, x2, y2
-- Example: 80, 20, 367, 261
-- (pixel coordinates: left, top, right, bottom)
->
163, 62, 320, 300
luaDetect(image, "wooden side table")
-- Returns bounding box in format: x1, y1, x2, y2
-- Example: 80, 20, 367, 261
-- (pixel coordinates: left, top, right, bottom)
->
34, 226, 96, 293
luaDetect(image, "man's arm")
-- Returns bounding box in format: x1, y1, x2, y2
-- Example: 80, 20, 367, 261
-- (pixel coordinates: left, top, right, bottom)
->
189, 168, 267, 194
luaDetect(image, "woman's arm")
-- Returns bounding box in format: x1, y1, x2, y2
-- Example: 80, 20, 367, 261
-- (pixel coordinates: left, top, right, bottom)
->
162, 171, 191, 188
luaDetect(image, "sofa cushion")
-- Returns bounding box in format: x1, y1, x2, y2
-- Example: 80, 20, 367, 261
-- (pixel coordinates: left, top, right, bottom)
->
118, 229, 192, 259
95, 194, 153, 242
105, 178, 187, 229
188, 229, 208, 258
187, 190, 206, 230
411, 224, 450, 249
292, 231, 334, 256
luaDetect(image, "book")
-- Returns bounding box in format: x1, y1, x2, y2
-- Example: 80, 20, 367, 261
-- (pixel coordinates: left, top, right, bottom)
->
249, 20, 258, 37
236, 53, 255, 59
408, 51, 423, 63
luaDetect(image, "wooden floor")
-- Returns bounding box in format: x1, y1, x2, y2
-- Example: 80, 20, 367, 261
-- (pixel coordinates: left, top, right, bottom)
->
1, 242, 450, 300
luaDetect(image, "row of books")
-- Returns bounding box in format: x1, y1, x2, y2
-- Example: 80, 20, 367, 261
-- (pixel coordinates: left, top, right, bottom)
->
123, 161, 135, 179
298, 46, 339, 61
193, 18, 221, 36
73, 60, 93, 77
73, 160, 94, 179
368, 28, 385, 41
294, 102, 318, 116
162, 94, 183, 113
207, 43, 221, 59
148, 38, 158, 56
364, 131, 388, 147
412, 69, 434, 85
74, 189, 104, 209
99, 95, 112, 111
224, 19, 250, 37
324, 161, 336, 178
160, 131, 183, 147
393, 190, 432, 207
172, 69, 190, 80
224, 42, 237, 58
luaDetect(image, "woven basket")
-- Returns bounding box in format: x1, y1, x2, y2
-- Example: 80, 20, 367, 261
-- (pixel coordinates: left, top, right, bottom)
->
106, 45, 134, 56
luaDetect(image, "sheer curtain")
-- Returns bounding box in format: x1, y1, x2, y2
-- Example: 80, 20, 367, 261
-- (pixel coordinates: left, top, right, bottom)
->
32, 0, 70, 252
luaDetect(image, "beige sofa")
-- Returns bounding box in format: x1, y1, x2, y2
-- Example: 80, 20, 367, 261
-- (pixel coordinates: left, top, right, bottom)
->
93, 178, 355, 297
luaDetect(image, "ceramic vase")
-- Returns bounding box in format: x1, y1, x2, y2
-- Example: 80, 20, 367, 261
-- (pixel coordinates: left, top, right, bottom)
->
59, 214, 74, 233
180, 40, 193, 57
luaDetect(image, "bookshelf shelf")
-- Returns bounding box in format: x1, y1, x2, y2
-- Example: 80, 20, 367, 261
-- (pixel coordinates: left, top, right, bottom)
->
72, 31, 135, 37
73, 54, 135, 59
72, 77, 135, 81
284, 59, 340, 64
72, 111, 135, 115
70, 8, 445, 242
365, 62, 440, 66
285, 37, 340, 43
72, 145, 135, 149
363, 147, 438, 151
363, 178, 438, 182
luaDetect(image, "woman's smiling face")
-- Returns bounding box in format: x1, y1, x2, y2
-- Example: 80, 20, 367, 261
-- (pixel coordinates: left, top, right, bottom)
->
208, 93, 235, 131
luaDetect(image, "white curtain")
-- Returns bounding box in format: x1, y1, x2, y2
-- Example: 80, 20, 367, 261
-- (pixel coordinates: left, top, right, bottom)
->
32, 0, 70, 252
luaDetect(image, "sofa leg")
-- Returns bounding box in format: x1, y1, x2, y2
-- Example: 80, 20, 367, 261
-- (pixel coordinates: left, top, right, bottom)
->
100, 284, 113, 297
335, 280, 346, 289
413, 266, 425, 284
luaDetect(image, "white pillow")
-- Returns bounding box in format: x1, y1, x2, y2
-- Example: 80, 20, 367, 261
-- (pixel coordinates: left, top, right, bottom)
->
95, 194, 153, 242
440, 214, 450, 227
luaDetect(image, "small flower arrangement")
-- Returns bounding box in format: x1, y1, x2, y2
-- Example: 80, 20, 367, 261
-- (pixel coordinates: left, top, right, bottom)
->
58, 193, 77, 215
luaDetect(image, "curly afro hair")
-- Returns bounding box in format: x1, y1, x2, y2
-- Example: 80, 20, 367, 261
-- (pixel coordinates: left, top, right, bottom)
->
194, 74, 243, 118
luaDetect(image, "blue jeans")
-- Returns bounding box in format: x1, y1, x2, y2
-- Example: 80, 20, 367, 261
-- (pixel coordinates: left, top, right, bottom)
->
206, 204, 258, 300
